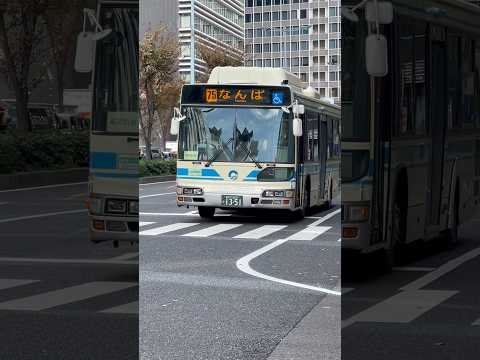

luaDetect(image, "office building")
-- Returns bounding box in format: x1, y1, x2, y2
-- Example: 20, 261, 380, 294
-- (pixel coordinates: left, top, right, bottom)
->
244, 0, 341, 103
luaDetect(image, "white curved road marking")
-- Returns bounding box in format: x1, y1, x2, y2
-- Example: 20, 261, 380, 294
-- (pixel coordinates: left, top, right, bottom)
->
236, 208, 341, 296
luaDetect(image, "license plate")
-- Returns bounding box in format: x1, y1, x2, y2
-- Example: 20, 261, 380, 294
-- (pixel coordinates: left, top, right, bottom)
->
221, 195, 243, 207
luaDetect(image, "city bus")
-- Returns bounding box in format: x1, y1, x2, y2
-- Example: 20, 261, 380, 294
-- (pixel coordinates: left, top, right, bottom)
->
341, 0, 480, 266
171, 67, 340, 219
75, 0, 139, 246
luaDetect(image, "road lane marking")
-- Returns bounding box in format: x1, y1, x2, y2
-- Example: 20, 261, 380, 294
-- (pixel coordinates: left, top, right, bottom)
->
308, 208, 341, 227
182, 223, 242, 237
108, 252, 139, 261
140, 222, 155, 227
140, 223, 199, 236
235, 208, 341, 295
392, 266, 436, 272
286, 226, 331, 241
140, 212, 232, 217
0, 181, 88, 193
140, 192, 175, 199
0, 279, 39, 290
342, 290, 457, 328
101, 301, 138, 314
233, 225, 287, 239
342, 246, 480, 329
0, 209, 87, 223
0, 257, 137, 265
140, 180, 176, 186
400, 246, 480, 291
0, 282, 137, 311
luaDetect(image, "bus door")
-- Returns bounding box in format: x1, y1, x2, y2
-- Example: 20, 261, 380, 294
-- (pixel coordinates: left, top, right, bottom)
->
319, 115, 328, 198
429, 38, 447, 225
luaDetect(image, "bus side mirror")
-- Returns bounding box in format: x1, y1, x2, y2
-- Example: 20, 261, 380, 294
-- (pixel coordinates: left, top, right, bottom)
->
293, 117, 302, 137
74, 32, 95, 73
170, 117, 180, 135
365, 34, 388, 77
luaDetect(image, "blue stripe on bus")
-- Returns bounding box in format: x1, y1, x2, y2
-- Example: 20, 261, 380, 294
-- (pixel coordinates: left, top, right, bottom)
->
177, 168, 188, 176
90, 152, 117, 169
202, 168, 221, 177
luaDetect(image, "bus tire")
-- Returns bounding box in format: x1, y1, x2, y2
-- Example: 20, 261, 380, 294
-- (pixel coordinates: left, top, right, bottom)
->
385, 177, 408, 269
295, 183, 310, 220
445, 183, 459, 248
198, 206, 215, 219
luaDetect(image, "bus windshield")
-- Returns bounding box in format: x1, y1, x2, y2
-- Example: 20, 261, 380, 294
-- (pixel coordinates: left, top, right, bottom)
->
92, 5, 139, 134
178, 107, 295, 164
342, 13, 370, 141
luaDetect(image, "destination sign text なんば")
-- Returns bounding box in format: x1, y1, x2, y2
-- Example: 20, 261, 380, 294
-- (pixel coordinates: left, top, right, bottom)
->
181, 85, 291, 106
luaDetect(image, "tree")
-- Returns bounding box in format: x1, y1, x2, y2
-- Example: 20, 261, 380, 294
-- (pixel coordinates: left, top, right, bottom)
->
196, 42, 244, 83
139, 26, 182, 159
44, 0, 84, 112
0, 0, 49, 131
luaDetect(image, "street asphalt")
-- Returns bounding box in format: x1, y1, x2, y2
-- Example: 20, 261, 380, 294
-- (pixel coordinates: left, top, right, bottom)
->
342, 210, 480, 359
0, 183, 138, 360
139, 180, 341, 360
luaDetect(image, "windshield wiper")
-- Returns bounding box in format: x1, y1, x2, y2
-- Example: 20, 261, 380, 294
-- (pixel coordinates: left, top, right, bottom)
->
204, 137, 234, 167
238, 142, 262, 169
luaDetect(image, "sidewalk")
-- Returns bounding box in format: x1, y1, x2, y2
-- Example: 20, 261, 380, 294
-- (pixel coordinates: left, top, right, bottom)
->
267, 294, 340, 360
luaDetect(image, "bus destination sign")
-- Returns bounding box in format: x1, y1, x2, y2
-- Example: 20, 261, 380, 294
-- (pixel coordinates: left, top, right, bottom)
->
181, 85, 291, 106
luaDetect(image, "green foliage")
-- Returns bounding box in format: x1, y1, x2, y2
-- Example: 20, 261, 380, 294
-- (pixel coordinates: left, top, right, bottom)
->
139, 159, 176, 177
0, 130, 88, 174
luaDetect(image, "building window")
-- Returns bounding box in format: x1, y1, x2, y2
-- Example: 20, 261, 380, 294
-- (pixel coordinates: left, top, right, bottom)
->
329, 23, 339, 33
331, 87, 339, 97
291, 10, 297, 20
265, 28, 272, 37
255, 28, 263, 37
292, 57, 299, 66
255, 59, 262, 67
274, 58, 281, 67
245, 14, 252, 23
274, 0, 280, 5
319, 88, 326, 97
254, 44, 262, 53
301, 57, 309, 66
264, 12, 270, 21
330, 71, 338, 81
246, 29, 253, 38
246, 60, 253, 66
246, 0, 253, 7
254, 13, 261, 22
264, 43, 271, 52
329, 39, 338, 49
329, 55, 338, 65
282, 11, 289, 20
272, 42, 280, 52
180, 14, 190, 28
320, 72, 326, 81
265, 58, 272, 67
300, 9, 307, 19
329, 7, 338, 17
272, 11, 280, 21
300, 41, 308, 51
313, 72, 319, 81
245, 44, 253, 53
255, 0, 262, 6
265, 0, 271, 5
300, 73, 308, 82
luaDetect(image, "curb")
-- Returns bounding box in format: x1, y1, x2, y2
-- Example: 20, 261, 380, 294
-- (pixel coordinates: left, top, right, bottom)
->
140, 175, 176, 184
0, 168, 88, 190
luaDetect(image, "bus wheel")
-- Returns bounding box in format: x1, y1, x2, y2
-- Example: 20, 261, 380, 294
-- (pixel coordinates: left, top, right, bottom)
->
445, 185, 459, 247
198, 206, 215, 219
386, 191, 407, 269
295, 188, 310, 220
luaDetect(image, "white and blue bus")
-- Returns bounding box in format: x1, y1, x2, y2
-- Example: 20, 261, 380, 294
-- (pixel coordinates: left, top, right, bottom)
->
342, 0, 480, 265
171, 67, 340, 219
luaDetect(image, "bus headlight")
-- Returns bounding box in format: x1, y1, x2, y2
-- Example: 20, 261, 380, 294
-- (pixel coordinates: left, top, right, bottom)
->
181, 187, 203, 195
106, 199, 127, 214
262, 190, 294, 198
348, 206, 369, 221
88, 197, 102, 215
176, 186, 183, 195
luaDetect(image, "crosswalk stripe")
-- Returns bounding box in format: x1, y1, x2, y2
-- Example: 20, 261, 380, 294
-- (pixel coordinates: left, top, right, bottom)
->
140, 222, 155, 227
0, 281, 137, 311
140, 223, 199, 236
101, 301, 138, 314
233, 225, 287, 239
182, 224, 242, 238
286, 226, 331, 241
0, 279, 39, 290
344, 290, 457, 325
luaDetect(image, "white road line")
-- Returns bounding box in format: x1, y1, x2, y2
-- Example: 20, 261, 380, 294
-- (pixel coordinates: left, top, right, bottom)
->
0, 279, 39, 290
140, 212, 232, 217
0, 209, 87, 223
342, 290, 457, 328
101, 301, 138, 314
139, 192, 175, 199
233, 225, 287, 239
392, 266, 436, 272
286, 226, 331, 241
108, 252, 139, 261
0, 281, 137, 311
308, 208, 341, 227
0, 181, 88, 193
342, 287, 354, 294
0, 257, 137, 265
140, 223, 199, 236
400, 247, 480, 291
140, 180, 176, 186
472, 318, 480, 326
235, 208, 341, 295
140, 222, 155, 227
182, 223, 242, 238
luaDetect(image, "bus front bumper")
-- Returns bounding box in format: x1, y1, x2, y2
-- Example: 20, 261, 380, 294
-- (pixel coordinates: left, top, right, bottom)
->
176, 192, 297, 211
